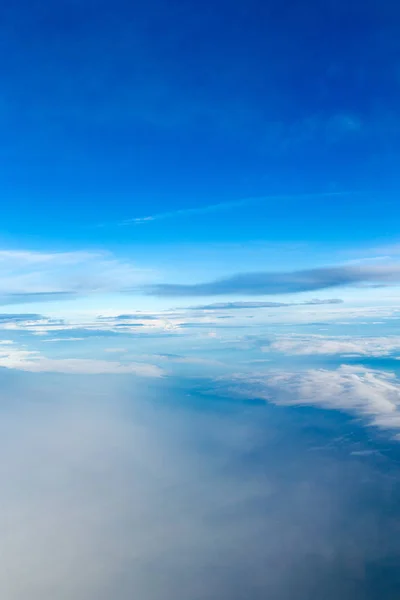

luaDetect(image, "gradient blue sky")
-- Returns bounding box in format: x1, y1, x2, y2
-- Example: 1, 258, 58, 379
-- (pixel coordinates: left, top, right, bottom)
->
0, 0, 399, 311
1, 0, 400, 248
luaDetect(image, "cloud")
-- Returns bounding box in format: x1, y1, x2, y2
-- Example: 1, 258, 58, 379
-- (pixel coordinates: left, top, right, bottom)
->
0, 249, 150, 300
220, 365, 400, 434
264, 335, 400, 357
148, 264, 400, 296
2, 374, 400, 599
0, 347, 163, 377
187, 299, 343, 310
121, 192, 357, 226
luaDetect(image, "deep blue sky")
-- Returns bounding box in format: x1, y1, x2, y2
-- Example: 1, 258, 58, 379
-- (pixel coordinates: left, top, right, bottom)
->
1, 0, 400, 246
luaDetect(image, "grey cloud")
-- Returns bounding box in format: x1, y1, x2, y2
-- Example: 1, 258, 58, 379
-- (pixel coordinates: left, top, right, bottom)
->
187, 299, 343, 310
148, 265, 400, 296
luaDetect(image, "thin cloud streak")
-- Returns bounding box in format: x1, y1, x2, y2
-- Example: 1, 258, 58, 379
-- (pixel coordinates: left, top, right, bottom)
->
121, 191, 359, 225
187, 299, 343, 310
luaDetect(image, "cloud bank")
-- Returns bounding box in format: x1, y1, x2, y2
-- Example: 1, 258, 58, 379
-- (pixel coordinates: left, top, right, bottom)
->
1, 374, 400, 600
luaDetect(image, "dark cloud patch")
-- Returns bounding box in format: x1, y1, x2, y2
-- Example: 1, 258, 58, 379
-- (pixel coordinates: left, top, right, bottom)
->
148, 265, 400, 297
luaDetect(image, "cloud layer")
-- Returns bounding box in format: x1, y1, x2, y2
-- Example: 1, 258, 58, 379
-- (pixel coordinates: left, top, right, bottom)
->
1, 374, 400, 600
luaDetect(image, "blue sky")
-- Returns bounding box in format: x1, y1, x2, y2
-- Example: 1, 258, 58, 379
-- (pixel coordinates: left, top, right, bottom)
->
2, 2, 400, 598
1, 0, 400, 249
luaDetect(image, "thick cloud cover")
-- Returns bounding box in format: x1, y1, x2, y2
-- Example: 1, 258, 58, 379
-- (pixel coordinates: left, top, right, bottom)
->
1, 372, 400, 600
148, 264, 400, 296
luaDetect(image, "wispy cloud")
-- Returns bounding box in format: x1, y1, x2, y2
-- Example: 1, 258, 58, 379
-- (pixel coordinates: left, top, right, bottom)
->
0, 249, 150, 301
148, 264, 400, 296
0, 345, 164, 376
187, 299, 343, 310
121, 191, 358, 225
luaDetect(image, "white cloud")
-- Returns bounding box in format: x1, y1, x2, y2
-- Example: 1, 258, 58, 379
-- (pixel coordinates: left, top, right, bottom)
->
265, 334, 400, 356
222, 365, 400, 434
0, 347, 163, 377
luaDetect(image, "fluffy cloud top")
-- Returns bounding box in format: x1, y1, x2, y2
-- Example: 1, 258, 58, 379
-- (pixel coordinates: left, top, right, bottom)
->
222, 365, 400, 434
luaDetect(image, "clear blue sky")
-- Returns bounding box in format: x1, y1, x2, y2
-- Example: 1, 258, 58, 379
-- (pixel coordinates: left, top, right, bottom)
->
1, 0, 399, 252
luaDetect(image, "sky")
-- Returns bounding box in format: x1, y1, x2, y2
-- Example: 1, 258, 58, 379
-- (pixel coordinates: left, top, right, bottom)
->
1, 1, 400, 598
